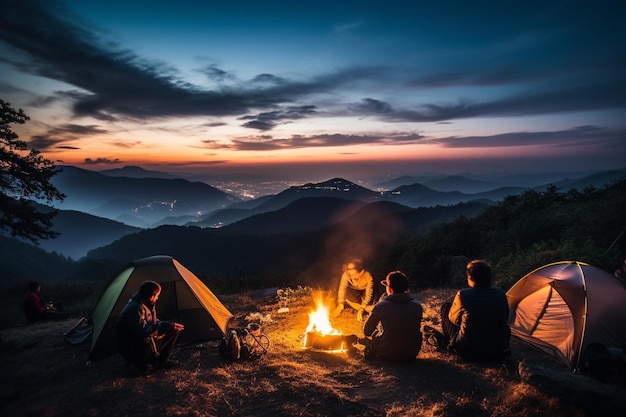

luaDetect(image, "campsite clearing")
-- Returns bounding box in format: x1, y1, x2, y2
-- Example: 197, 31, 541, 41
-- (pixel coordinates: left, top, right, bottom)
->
1, 288, 625, 417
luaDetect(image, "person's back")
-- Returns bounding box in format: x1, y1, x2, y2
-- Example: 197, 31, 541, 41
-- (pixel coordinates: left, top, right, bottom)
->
441, 259, 510, 362
365, 293, 423, 360
363, 271, 423, 361
452, 285, 509, 361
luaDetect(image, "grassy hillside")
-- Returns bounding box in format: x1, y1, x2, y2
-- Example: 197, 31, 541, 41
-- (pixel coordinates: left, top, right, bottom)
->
1, 288, 624, 417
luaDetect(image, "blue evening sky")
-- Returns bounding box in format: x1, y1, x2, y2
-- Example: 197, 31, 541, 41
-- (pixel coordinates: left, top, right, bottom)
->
0, 0, 624, 183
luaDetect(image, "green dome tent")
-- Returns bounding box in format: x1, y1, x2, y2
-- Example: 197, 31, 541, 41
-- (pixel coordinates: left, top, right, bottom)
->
87, 255, 233, 362
507, 261, 626, 370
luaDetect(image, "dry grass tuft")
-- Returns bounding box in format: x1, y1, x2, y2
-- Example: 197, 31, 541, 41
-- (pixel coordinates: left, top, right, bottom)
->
1, 288, 624, 416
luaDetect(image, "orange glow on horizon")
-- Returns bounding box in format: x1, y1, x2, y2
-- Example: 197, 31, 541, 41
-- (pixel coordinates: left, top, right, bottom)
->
47, 142, 493, 166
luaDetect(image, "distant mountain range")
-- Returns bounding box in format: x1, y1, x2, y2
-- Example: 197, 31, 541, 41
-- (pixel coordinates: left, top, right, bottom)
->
188, 169, 626, 228
373, 169, 624, 192
49, 166, 241, 228
32, 203, 141, 260
80, 197, 489, 285
20, 166, 625, 262
98, 165, 178, 179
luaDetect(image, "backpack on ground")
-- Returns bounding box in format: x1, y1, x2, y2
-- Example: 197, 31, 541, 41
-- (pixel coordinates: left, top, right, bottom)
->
219, 330, 242, 360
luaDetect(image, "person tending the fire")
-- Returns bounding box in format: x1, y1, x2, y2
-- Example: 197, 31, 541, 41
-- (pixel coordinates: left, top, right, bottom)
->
361, 270, 423, 361
332, 258, 375, 322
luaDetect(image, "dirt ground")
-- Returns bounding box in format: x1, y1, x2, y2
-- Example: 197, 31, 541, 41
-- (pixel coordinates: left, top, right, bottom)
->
1, 288, 624, 417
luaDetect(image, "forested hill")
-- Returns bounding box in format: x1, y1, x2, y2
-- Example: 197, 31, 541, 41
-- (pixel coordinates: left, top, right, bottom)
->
399, 180, 626, 290
2, 179, 625, 297
81, 199, 489, 289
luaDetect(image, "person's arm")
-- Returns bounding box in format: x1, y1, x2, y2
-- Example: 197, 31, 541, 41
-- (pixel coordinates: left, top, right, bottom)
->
336, 272, 349, 305
362, 306, 380, 337
361, 271, 374, 309
156, 320, 185, 334
331, 273, 349, 317
448, 292, 463, 325
124, 304, 159, 338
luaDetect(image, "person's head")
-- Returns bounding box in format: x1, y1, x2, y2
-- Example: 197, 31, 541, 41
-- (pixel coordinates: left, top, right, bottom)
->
466, 260, 492, 288
381, 270, 409, 294
28, 281, 41, 292
138, 280, 161, 305
345, 259, 364, 276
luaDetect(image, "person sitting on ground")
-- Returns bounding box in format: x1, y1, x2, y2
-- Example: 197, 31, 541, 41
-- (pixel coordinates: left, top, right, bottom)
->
362, 270, 423, 361
440, 259, 510, 362
116, 280, 184, 376
23, 281, 67, 323
332, 259, 375, 322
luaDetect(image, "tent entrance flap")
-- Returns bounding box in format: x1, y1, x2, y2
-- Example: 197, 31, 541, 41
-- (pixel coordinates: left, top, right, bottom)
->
509, 284, 574, 366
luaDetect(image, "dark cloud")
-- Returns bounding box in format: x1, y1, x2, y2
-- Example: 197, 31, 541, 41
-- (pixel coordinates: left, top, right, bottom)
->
251, 74, 288, 85
241, 120, 275, 131
111, 140, 143, 149
0, 1, 384, 123
351, 98, 393, 114
432, 125, 626, 149
28, 135, 67, 151
49, 124, 108, 136
200, 126, 624, 154
239, 105, 318, 130
352, 75, 626, 123
0, 0, 623, 138
197, 65, 235, 83
84, 157, 121, 165
0, 1, 257, 118
203, 132, 426, 151
27, 123, 108, 150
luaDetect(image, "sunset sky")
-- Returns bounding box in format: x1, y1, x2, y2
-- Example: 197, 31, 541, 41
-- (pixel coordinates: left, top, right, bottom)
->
1, 0, 625, 183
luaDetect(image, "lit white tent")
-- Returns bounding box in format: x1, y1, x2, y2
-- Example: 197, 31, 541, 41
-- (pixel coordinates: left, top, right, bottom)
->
507, 261, 626, 370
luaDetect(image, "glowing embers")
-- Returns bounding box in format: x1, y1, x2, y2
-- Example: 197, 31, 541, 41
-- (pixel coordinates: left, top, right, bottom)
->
302, 296, 347, 353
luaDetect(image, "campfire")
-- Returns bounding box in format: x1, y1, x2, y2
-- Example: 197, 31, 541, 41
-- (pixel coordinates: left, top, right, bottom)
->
302, 296, 349, 353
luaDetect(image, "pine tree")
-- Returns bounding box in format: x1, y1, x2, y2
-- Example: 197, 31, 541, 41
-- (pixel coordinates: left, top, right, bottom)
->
0, 99, 65, 242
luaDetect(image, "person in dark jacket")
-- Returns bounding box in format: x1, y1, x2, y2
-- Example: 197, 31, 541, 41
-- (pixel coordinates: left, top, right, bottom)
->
23, 281, 66, 323
362, 271, 423, 361
440, 259, 510, 362
116, 280, 184, 376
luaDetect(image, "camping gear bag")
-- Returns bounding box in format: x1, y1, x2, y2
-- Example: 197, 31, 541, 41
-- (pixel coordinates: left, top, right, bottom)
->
219, 323, 269, 360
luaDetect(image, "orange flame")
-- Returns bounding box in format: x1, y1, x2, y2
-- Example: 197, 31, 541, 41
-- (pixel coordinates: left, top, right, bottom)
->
305, 296, 341, 336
